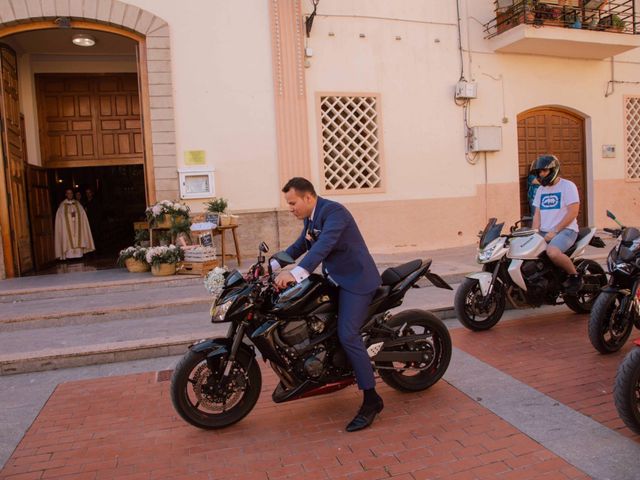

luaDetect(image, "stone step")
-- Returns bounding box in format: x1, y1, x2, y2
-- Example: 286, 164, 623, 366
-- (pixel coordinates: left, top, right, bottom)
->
0, 284, 213, 331
0, 284, 457, 375
0, 270, 204, 304
0, 310, 228, 375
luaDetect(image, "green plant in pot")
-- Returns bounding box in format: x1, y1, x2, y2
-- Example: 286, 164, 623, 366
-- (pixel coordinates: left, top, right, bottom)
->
204, 197, 229, 225
611, 14, 626, 32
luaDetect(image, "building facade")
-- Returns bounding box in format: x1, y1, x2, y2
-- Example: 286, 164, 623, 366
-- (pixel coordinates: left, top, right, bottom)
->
0, 0, 639, 278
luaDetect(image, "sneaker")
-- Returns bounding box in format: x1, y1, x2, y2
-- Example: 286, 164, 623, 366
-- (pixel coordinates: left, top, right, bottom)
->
563, 274, 583, 295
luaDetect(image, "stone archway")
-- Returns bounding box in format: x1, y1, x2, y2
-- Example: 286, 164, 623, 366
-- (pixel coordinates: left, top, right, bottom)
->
0, 0, 178, 200
0, 0, 179, 278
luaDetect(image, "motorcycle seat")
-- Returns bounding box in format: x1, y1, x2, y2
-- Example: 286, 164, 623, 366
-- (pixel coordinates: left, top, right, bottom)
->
372, 285, 391, 302
564, 227, 592, 257
381, 259, 422, 286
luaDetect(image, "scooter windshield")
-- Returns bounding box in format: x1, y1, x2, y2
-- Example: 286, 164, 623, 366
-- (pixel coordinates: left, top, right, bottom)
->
479, 218, 504, 249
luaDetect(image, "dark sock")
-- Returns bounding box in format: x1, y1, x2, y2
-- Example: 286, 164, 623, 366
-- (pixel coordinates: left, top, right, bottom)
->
363, 388, 381, 407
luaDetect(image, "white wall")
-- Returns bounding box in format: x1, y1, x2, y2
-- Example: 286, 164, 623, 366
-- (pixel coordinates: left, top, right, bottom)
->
123, 0, 280, 212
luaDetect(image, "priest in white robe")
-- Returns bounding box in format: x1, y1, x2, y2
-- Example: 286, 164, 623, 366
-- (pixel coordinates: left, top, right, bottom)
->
54, 189, 95, 260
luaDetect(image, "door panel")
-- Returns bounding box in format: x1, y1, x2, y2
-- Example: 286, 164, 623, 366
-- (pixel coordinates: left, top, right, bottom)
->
0, 44, 33, 275
36, 73, 143, 168
26, 165, 55, 271
517, 108, 587, 227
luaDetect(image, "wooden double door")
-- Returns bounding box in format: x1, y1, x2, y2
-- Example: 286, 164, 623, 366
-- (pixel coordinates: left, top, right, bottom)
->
517, 108, 588, 227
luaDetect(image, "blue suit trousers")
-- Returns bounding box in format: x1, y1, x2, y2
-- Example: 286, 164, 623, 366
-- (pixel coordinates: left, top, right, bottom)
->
338, 288, 376, 390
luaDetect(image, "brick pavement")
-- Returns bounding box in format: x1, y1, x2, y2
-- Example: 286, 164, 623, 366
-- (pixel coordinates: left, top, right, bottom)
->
451, 311, 640, 441
0, 364, 588, 480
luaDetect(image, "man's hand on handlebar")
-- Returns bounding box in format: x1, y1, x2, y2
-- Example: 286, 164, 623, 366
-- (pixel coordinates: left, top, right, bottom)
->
274, 271, 296, 290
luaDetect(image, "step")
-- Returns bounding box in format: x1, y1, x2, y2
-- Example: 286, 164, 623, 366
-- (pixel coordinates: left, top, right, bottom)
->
0, 270, 204, 303
0, 284, 213, 331
0, 311, 228, 375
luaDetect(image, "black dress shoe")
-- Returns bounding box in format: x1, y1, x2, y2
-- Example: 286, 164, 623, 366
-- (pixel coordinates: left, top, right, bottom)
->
345, 400, 384, 432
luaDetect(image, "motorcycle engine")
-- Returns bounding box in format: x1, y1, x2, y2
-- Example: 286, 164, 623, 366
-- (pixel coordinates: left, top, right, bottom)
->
521, 260, 548, 305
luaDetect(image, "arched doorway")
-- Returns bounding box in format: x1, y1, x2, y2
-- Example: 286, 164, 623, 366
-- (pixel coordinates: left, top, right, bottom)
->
517, 107, 588, 227
0, 2, 178, 278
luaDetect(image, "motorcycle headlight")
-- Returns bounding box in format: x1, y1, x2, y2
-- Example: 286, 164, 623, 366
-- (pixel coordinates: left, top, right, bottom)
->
210, 299, 233, 323
477, 245, 496, 263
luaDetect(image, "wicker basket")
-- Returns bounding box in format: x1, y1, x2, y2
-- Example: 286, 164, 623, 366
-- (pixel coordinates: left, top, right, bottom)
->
219, 214, 231, 226
125, 258, 150, 273
151, 263, 177, 276
152, 217, 172, 229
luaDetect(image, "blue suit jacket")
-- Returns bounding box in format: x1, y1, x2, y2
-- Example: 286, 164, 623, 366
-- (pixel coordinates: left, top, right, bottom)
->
285, 197, 381, 295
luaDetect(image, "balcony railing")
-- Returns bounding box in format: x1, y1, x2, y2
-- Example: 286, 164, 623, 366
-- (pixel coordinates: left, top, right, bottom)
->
485, 0, 639, 39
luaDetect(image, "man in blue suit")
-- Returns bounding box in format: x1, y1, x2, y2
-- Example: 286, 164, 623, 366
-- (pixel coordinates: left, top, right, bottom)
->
274, 177, 383, 432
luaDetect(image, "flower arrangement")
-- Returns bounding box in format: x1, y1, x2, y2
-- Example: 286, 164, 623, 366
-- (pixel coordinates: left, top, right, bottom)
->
117, 246, 148, 267
145, 245, 185, 266
204, 266, 228, 298
145, 200, 190, 224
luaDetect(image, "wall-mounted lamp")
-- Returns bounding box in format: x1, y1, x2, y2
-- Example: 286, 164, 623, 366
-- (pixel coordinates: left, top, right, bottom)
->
72, 33, 96, 47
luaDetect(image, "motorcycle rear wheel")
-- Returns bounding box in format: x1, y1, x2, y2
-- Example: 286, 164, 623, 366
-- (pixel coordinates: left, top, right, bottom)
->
377, 309, 452, 392
565, 260, 606, 314
588, 291, 633, 354
170, 348, 262, 429
614, 347, 640, 435
454, 277, 505, 331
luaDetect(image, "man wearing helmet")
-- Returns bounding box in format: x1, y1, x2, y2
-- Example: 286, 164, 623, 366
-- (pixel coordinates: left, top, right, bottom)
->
531, 154, 582, 294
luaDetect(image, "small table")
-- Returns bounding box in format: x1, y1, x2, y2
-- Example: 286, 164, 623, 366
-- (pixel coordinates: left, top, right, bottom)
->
212, 225, 241, 267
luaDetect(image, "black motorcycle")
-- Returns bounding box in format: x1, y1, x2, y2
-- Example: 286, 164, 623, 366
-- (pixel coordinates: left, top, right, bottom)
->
614, 337, 640, 434
170, 242, 453, 429
588, 211, 640, 353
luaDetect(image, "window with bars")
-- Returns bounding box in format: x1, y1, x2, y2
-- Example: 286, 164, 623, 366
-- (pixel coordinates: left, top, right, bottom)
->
625, 96, 640, 180
318, 94, 383, 192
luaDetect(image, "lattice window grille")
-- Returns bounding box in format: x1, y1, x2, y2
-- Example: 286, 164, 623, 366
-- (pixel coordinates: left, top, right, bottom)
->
320, 95, 382, 191
625, 97, 640, 179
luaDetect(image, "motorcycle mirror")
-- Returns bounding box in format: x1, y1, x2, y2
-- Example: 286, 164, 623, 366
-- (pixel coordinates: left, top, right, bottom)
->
606, 210, 616, 220
271, 251, 295, 267
259, 242, 269, 253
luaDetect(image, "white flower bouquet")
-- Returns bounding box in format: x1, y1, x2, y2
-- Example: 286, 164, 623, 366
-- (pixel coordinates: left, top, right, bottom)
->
204, 266, 228, 298
145, 244, 184, 266
145, 200, 191, 225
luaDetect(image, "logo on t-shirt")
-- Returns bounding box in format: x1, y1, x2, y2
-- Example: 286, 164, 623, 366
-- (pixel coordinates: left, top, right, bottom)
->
540, 192, 561, 210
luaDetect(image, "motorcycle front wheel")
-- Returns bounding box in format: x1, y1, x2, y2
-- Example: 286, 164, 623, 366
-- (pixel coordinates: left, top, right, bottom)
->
454, 277, 506, 331
170, 348, 262, 429
614, 347, 640, 435
588, 291, 633, 354
377, 309, 452, 392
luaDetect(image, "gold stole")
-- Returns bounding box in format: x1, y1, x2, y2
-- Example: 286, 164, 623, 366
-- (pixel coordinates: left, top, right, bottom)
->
63, 201, 83, 249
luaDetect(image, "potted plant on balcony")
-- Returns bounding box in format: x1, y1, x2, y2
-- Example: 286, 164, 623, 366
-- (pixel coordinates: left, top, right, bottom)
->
145, 244, 185, 276
117, 246, 150, 273
610, 14, 626, 32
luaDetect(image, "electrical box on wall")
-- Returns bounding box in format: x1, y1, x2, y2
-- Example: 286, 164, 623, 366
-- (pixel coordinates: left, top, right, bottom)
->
470, 126, 502, 152
455, 81, 478, 99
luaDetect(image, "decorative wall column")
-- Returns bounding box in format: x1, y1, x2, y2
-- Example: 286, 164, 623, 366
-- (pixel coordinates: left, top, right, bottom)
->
269, 0, 311, 190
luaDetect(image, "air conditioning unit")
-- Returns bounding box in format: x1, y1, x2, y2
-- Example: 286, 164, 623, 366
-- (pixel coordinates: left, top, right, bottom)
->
470, 126, 502, 152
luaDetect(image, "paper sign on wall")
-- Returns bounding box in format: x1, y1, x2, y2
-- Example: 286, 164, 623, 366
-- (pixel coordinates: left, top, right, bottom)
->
184, 150, 206, 166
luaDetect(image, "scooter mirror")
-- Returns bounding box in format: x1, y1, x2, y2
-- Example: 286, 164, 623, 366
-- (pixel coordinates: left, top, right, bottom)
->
259, 242, 270, 253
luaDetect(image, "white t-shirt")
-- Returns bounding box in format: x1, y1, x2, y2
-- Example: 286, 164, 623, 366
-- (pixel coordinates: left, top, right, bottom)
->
533, 178, 579, 233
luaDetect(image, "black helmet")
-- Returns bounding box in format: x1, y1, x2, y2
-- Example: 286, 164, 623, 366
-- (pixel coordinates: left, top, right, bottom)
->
533, 154, 560, 186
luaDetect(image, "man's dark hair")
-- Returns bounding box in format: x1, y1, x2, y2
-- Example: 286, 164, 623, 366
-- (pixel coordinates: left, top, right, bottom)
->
282, 177, 316, 196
